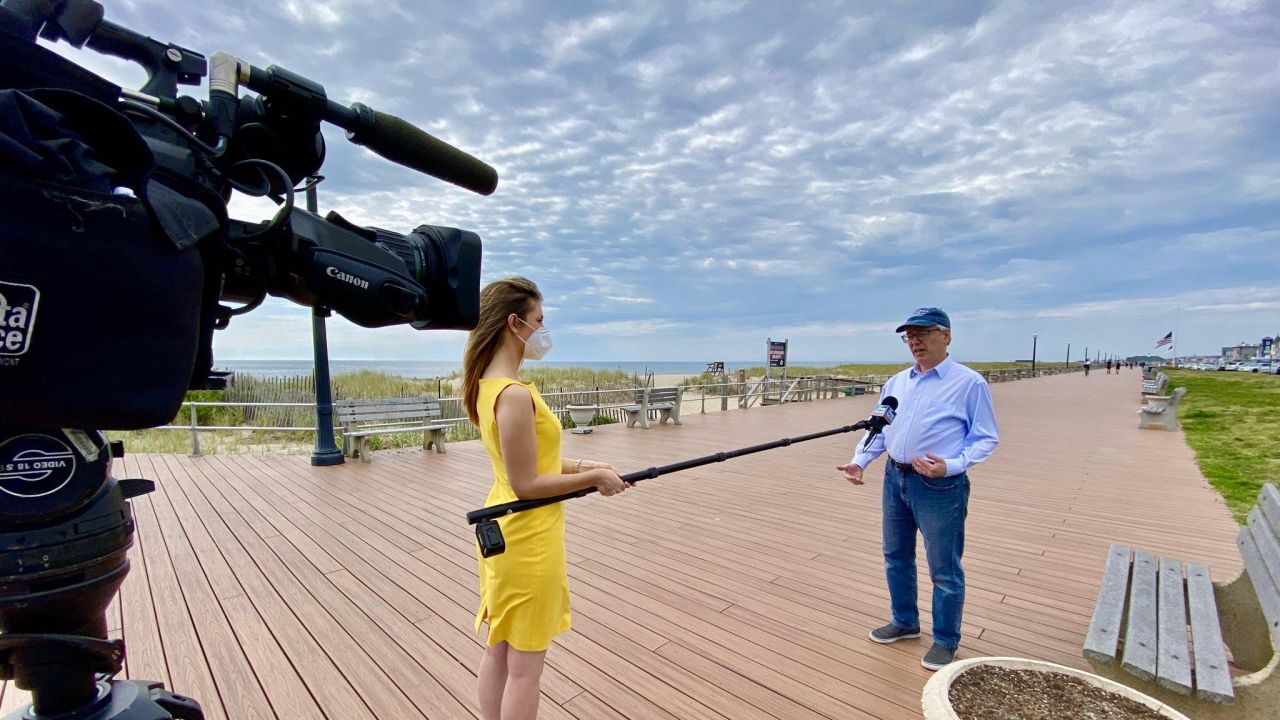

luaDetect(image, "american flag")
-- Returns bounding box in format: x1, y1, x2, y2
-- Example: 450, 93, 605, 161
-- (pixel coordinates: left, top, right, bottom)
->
1155, 331, 1173, 348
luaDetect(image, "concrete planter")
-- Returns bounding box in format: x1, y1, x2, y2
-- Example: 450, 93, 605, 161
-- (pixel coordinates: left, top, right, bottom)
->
922, 657, 1191, 720
565, 404, 598, 434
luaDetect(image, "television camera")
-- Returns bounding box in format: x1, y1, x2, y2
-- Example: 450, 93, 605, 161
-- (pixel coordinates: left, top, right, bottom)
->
0, 0, 496, 717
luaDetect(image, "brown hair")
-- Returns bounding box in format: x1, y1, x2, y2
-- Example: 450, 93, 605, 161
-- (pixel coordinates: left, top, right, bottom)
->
462, 276, 543, 424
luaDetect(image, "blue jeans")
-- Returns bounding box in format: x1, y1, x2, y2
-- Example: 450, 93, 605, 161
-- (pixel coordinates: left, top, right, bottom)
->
882, 462, 970, 649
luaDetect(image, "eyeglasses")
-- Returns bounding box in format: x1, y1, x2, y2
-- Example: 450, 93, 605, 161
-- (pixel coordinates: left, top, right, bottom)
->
900, 329, 942, 343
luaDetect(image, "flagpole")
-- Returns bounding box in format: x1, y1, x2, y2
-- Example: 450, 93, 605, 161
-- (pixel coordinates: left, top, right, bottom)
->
1173, 307, 1180, 365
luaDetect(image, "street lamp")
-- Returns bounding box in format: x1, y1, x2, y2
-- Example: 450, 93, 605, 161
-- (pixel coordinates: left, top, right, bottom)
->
307, 180, 344, 466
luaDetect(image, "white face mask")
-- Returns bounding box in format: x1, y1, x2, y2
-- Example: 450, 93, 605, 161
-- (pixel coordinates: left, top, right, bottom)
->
514, 317, 553, 360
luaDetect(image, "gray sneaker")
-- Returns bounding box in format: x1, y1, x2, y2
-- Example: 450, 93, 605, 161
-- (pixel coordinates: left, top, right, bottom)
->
921, 642, 956, 671
868, 623, 921, 644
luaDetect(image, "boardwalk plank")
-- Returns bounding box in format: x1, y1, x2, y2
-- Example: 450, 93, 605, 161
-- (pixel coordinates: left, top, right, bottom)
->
127, 455, 226, 719
112, 477, 170, 687
170, 465, 379, 717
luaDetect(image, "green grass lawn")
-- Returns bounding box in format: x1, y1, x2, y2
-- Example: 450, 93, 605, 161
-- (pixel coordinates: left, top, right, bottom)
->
1164, 368, 1280, 523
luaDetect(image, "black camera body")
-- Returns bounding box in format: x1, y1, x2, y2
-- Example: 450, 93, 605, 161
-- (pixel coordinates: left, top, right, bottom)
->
0, 0, 495, 432
0, 1, 497, 717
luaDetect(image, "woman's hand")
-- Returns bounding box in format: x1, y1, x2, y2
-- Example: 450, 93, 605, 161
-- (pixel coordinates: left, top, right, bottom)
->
579, 459, 618, 473
591, 467, 630, 496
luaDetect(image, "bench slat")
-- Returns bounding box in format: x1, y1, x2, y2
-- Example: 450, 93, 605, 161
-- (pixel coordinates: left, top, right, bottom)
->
1155, 557, 1192, 694
1258, 483, 1280, 560
1122, 549, 1159, 681
1238, 526, 1280, 655
623, 404, 672, 411
340, 399, 440, 412
338, 408, 442, 422
336, 401, 440, 410
1244, 507, 1280, 651
346, 424, 450, 438
335, 395, 434, 405
1247, 506, 1280, 597
1260, 482, 1280, 525
1084, 544, 1132, 663
1185, 563, 1234, 704
335, 400, 439, 409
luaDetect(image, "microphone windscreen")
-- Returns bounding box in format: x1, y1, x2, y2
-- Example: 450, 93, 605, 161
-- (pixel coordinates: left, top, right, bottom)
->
347, 107, 498, 195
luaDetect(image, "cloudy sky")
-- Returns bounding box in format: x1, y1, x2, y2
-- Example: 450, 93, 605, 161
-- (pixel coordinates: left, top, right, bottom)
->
45, 0, 1280, 363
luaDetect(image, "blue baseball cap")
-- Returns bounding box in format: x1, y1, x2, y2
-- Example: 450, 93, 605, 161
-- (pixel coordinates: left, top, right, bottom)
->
895, 307, 950, 333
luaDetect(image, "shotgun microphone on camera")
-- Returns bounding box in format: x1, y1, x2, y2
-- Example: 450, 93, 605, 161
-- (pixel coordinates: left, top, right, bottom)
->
860, 396, 898, 450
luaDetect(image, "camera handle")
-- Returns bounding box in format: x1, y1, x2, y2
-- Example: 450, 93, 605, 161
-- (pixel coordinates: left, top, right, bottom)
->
1, 0, 207, 98
468, 420, 878, 557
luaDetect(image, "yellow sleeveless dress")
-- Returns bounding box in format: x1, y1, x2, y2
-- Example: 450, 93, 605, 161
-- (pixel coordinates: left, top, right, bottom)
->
474, 378, 571, 651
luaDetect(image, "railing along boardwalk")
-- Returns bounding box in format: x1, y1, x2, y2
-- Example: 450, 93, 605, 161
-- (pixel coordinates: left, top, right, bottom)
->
0, 370, 1242, 718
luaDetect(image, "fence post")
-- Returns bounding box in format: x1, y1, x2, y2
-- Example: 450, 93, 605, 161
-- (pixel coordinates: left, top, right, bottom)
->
700, 381, 706, 414
720, 374, 728, 411
189, 404, 202, 457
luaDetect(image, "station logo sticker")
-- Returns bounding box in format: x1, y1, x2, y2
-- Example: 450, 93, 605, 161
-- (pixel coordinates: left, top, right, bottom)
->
0, 433, 77, 498
0, 281, 40, 357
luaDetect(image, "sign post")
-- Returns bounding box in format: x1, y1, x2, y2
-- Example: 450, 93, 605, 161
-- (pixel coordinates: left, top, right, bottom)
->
768, 338, 788, 403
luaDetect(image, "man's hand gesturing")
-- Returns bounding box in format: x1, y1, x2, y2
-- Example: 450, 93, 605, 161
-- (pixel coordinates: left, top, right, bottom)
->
836, 462, 864, 486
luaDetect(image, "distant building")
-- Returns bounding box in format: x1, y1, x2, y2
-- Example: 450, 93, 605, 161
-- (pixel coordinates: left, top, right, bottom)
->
1222, 343, 1260, 361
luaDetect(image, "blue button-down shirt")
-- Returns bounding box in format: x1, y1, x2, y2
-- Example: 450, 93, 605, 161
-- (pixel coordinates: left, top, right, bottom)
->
851, 355, 999, 477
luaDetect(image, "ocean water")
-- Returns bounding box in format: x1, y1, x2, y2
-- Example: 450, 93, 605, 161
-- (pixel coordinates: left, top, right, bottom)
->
215, 359, 859, 379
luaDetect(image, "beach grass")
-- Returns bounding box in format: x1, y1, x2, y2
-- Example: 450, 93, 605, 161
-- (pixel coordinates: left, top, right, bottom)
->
1162, 368, 1280, 523
110, 361, 1074, 455
110, 366, 651, 454
680, 360, 1071, 388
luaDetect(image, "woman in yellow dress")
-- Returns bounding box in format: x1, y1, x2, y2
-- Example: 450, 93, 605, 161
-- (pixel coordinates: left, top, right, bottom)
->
462, 277, 628, 720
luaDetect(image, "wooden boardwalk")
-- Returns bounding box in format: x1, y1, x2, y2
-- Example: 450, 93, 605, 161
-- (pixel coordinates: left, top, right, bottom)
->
0, 370, 1243, 718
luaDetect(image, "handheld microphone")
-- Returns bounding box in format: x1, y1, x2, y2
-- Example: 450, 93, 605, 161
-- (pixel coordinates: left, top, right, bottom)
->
860, 396, 898, 449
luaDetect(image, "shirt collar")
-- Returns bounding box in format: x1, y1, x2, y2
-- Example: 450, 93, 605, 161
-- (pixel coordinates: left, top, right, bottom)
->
910, 354, 953, 379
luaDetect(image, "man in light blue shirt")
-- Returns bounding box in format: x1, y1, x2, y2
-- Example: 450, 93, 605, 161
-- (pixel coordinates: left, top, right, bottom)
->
836, 307, 999, 670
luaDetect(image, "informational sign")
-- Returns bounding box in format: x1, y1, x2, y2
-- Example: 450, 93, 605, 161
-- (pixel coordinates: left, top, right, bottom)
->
768, 341, 787, 368
1262, 336, 1273, 358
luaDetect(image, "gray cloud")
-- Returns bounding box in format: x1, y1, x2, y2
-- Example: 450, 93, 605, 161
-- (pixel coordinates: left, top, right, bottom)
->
47, 0, 1280, 361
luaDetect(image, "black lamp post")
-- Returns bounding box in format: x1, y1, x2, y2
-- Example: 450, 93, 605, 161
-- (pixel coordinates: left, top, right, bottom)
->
307, 178, 345, 466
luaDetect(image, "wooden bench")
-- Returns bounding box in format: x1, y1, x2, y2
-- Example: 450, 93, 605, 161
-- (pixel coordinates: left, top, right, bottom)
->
1138, 386, 1187, 430
1142, 372, 1169, 397
335, 396, 450, 463
622, 386, 684, 429
1083, 483, 1280, 719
